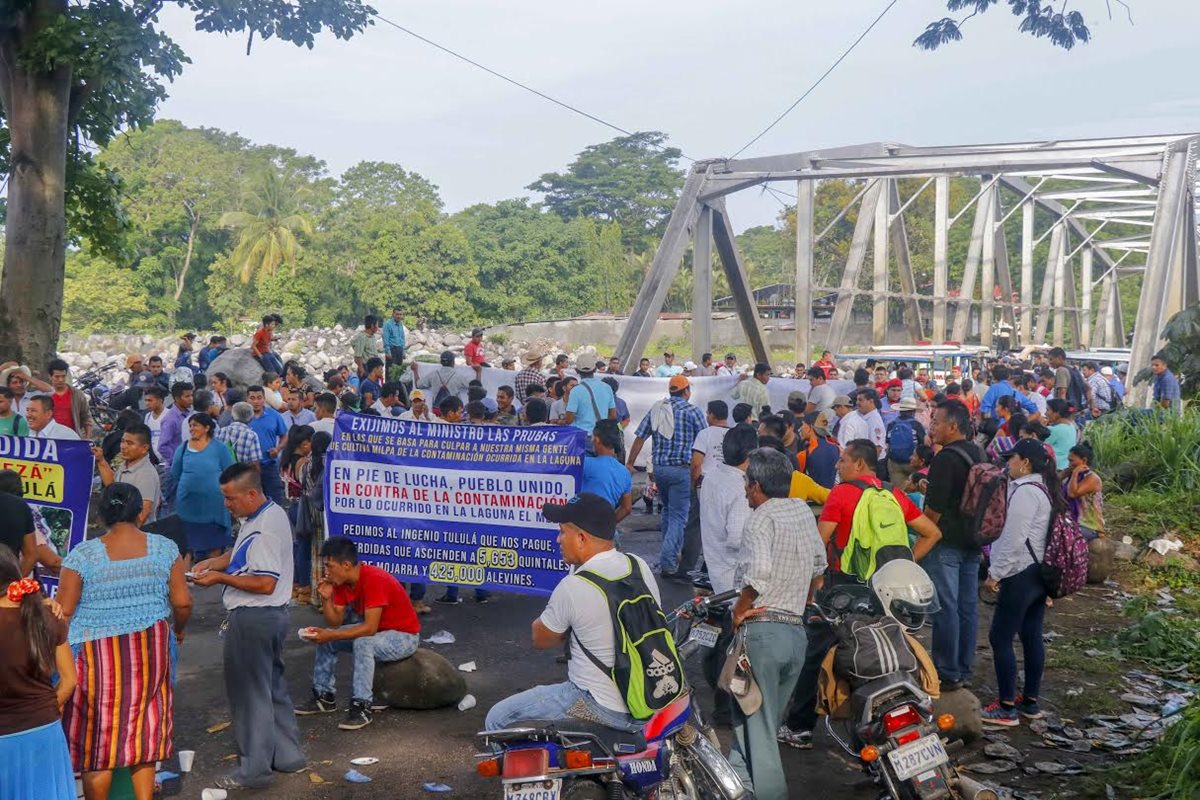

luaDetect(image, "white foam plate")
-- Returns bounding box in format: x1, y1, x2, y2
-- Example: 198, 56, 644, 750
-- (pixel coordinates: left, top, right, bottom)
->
350, 757, 379, 766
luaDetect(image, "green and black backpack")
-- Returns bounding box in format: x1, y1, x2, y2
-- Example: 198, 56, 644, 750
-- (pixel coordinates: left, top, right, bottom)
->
573, 555, 687, 720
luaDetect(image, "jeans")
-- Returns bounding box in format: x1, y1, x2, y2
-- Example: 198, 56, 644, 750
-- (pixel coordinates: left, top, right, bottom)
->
654, 464, 691, 573
293, 539, 311, 589
924, 544, 982, 684
386, 346, 405, 370
678, 483, 703, 573
312, 626, 420, 703
728, 622, 806, 800
259, 460, 285, 507
783, 621, 839, 732
989, 564, 1047, 702
257, 352, 285, 376
485, 681, 639, 733
441, 585, 491, 602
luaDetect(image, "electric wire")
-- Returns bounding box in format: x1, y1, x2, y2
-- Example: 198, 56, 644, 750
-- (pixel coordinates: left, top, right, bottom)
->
728, 0, 902, 160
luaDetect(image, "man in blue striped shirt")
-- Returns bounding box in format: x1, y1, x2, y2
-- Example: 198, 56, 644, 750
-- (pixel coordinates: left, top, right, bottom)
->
626, 375, 706, 578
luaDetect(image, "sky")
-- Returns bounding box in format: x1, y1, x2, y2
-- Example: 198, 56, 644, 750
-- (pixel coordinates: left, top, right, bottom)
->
156, 1, 1200, 232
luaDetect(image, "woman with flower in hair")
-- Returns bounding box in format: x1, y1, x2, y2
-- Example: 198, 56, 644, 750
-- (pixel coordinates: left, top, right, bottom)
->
57, 482, 193, 800
0, 545, 76, 798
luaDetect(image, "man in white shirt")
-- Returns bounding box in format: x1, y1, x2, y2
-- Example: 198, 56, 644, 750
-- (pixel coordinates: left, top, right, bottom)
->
25, 396, 81, 440
485, 494, 663, 733
716, 353, 739, 377
310, 392, 337, 437
853, 388, 888, 460
371, 382, 405, 417
398, 390, 435, 422
193, 463, 304, 790
144, 385, 169, 457
282, 387, 317, 428
805, 367, 836, 416
690, 400, 730, 485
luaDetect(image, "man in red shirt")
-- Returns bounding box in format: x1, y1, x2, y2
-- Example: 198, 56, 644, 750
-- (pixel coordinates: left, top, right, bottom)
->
252, 314, 284, 375
296, 537, 421, 731
463, 327, 488, 373
46, 358, 92, 438
777, 439, 941, 749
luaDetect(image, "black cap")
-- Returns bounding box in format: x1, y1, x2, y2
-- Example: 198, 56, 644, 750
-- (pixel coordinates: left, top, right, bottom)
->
997, 437, 1050, 470
542, 493, 616, 540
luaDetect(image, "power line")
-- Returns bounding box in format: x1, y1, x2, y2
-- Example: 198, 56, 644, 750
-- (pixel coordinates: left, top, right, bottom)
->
372, 12, 697, 162
729, 0, 902, 160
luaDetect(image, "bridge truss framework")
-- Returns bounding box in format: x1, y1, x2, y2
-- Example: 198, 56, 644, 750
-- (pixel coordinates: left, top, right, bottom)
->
613, 134, 1199, 400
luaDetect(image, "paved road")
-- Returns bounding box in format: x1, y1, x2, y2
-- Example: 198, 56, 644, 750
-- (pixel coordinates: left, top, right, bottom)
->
172, 513, 906, 799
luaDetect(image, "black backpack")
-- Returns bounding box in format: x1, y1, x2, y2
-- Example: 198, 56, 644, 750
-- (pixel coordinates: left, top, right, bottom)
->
1066, 368, 1089, 415
432, 368, 454, 410
573, 555, 687, 719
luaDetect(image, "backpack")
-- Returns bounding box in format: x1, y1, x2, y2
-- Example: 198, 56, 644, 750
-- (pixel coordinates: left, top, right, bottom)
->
1026, 484, 1089, 599
573, 555, 687, 719
949, 444, 1009, 548
432, 368, 454, 411
886, 417, 919, 464
833, 614, 920, 688
840, 480, 913, 581
1065, 367, 1089, 415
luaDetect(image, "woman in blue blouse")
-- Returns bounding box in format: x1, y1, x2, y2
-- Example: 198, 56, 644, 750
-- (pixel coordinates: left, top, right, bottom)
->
171, 413, 234, 562
57, 483, 192, 800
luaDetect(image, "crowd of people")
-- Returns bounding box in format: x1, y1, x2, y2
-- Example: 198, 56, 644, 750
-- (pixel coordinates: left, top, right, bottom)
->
0, 308, 1190, 799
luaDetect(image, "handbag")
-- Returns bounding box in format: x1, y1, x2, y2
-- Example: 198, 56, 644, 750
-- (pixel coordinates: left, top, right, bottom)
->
717, 627, 763, 716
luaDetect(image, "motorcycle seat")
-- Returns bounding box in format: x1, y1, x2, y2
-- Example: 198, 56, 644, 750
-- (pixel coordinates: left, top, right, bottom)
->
511, 719, 647, 754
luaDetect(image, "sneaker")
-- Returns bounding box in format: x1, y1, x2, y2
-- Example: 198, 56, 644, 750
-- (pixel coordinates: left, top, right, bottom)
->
412, 600, 433, 615
981, 701, 1020, 728
476, 596, 490, 605
776, 725, 813, 749
294, 690, 337, 715
941, 680, 965, 692
339, 700, 373, 730
1015, 696, 1044, 719
435, 595, 462, 605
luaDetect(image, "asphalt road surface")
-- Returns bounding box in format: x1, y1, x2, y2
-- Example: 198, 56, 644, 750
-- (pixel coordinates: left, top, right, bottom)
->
170, 512, 889, 799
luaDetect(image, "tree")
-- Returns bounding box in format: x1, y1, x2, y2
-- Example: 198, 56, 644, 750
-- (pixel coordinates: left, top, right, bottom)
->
1137, 303, 1200, 400
915, 1, 1123, 51
527, 132, 684, 253
61, 251, 153, 334
0, 0, 374, 370
220, 169, 316, 282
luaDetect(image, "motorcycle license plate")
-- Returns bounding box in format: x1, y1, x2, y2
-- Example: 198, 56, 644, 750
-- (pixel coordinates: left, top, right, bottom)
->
504, 779, 561, 800
887, 735, 949, 781
691, 623, 721, 649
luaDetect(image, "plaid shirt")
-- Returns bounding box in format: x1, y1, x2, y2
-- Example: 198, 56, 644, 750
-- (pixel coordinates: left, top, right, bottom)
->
634, 396, 706, 467
514, 366, 545, 402
734, 497, 827, 616
218, 421, 263, 464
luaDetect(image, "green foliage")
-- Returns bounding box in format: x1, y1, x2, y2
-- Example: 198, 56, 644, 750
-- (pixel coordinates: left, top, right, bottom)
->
1138, 303, 1200, 399
527, 132, 683, 252
1115, 596, 1200, 675
1087, 410, 1200, 494
916, 2, 1099, 51
220, 169, 315, 281
1124, 702, 1200, 800
61, 251, 156, 334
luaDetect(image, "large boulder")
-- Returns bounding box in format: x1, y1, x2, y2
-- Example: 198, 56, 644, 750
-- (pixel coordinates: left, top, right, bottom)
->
372, 649, 467, 710
1087, 537, 1115, 584
207, 348, 267, 390
932, 688, 982, 744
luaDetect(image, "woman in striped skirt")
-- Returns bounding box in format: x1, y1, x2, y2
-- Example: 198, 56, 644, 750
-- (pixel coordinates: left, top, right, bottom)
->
57, 483, 193, 800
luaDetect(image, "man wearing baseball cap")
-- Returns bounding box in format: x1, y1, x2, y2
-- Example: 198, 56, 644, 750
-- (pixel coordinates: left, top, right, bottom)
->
484, 493, 662, 733
565, 347, 617, 440
626, 375, 707, 579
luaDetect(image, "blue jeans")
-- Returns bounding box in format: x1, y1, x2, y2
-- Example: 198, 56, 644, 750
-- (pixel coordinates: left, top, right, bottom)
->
654, 464, 691, 573
259, 460, 285, 507
485, 681, 639, 733
924, 544, 982, 684
989, 564, 1047, 702
441, 585, 491, 602
312, 625, 420, 703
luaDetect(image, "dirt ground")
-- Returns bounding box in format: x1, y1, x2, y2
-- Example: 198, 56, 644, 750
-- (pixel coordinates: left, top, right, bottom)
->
168, 508, 1133, 799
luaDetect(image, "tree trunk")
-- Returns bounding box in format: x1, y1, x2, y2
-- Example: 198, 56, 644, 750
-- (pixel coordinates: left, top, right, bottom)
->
0, 0, 72, 373
175, 209, 200, 301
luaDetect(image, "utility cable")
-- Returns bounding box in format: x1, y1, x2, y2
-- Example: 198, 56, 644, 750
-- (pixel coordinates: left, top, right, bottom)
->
729, 0, 901, 160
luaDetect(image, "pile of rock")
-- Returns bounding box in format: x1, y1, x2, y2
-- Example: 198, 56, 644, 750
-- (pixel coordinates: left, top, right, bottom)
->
55, 326, 587, 379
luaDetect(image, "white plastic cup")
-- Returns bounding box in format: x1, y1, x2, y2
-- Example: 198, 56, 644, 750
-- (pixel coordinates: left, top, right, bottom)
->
201, 789, 228, 800
177, 750, 195, 773
457, 693, 477, 712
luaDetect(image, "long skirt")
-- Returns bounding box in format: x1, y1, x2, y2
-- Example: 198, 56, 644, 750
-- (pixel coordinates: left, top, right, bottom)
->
63, 619, 174, 772
0, 721, 76, 800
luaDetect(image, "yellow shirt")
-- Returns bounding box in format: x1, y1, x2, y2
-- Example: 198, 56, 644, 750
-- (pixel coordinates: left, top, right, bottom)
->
790, 471, 831, 504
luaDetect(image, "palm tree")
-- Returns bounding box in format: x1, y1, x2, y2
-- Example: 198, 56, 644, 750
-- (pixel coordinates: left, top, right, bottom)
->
219, 169, 315, 282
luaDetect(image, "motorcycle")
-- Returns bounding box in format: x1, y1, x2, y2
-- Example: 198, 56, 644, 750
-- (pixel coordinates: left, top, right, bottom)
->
74, 361, 121, 433
817, 564, 999, 800
475, 590, 746, 800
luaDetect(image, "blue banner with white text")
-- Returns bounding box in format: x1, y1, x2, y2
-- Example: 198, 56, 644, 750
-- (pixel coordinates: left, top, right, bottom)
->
324, 414, 585, 597
0, 435, 94, 596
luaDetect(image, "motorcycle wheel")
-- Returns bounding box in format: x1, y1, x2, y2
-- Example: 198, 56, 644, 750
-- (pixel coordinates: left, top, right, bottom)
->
562, 780, 612, 800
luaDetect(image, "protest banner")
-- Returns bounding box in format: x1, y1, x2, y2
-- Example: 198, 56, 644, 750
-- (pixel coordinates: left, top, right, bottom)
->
0, 435, 95, 595
324, 413, 586, 597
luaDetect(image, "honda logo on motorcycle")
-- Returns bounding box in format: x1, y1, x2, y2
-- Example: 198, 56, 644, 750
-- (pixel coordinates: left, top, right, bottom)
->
625, 759, 657, 775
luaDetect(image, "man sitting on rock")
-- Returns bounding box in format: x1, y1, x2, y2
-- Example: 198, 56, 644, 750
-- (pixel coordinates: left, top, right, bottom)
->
296, 537, 421, 731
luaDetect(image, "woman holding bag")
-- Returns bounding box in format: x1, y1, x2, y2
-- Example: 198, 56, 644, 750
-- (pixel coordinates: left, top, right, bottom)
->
981, 438, 1061, 728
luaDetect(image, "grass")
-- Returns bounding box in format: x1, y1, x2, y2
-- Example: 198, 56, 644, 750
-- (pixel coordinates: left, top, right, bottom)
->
1106, 704, 1200, 800
1113, 597, 1200, 677
1105, 490, 1200, 544
1088, 409, 1200, 494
